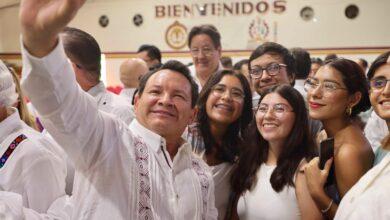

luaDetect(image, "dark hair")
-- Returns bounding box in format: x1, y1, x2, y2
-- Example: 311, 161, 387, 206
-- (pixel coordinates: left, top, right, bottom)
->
230, 85, 316, 197
138, 60, 198, 108
358, 58, 368, 69
311, 57, 324, 65
137, 44, 162, 63
61, 27, 101, 82
324, 53, 338, 62
324, 58, 371, 116
197, 70, 253, 163
248, 42, 296, 86
233, 59, 249, 72
220, 56, 233, 69
367, 51, 390, 80
188, 24, 221, 49
290, 48, 311, 79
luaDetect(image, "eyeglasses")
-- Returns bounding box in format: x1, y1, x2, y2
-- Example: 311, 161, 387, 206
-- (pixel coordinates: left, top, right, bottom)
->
304, 78, 347, 95
211, 84, 245, 101
190, 47, 215, 57
257, 103, 293, 115
370, 76, 390, 90
249, 63, 287, 79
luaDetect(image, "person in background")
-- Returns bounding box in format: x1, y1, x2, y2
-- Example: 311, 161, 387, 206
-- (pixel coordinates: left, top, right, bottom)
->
0, 60, 66, 213
136, 44, 162, 71
247, 42, 296, 107
335, 51, 390, 220
188, 69, 253, 220
220, 56, 233, 69
61, 27, 134, 125
310, 58, 323, 77
324, 53, 338, 63
7, 66, 37, 130
291, 47, 311, 98
119, 58, 149, 104
303, 58, 374, 219
229, 85, 321, 220
188, 24, 223, 90
356, 58, 368, 73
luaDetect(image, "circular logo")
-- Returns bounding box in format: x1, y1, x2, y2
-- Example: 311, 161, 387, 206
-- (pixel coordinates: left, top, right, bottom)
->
133, 14, 143, 26
99, 15, 109, 28
165, 21, 187, 50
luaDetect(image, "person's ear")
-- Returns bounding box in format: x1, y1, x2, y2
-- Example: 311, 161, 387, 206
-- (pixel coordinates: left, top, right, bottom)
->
349, 91, 362, 108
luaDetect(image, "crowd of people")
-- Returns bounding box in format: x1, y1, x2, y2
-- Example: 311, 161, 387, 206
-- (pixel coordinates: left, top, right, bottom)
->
0, 0, 389, 219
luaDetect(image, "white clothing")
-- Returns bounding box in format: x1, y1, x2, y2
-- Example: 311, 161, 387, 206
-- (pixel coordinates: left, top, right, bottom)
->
21, 40, 217, 220
211, 163, 233, 220
335, 153, 390, 220
364, 110, 388, 152
87, 81, 134, 125
294, 79, 307, 99
252, 93, 261, 108
0, 192, 73, 220
189, 63, 223, 92
119, 87, 137, 104
0, 108, 66, 213
237, 164, 300, 220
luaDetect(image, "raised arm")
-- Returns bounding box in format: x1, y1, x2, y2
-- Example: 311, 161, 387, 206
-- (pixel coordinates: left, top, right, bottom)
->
20, 0, 123, 170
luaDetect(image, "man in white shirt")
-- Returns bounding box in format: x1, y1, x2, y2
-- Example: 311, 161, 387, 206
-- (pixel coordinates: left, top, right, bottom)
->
61, 27, 134, 125
119, 58, 149, 104
19, 1, 217, 219
364, 110, 389, 152
188, 25, 223, 91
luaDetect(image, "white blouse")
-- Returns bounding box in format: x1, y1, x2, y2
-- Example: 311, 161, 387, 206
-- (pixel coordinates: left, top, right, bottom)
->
0, 108, 66, 213
21, 40, 217, 220
237, 164, 301, 220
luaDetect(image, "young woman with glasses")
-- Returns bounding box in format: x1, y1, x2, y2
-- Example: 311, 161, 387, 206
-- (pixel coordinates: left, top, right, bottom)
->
228, 85, 321, 220
303, 58, 374, 219
187, 69, 253, 220
335, 51, 390, 219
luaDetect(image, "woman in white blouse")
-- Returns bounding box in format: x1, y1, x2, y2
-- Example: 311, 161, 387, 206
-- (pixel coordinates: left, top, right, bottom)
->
335, 51, 390, 219
188, 69, 253, 220
228, 85, 322, 220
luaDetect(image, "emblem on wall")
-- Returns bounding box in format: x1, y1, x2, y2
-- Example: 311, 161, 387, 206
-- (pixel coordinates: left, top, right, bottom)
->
99, 15, 109, 28
247, 17, 274, 49
165, 21, 188, 50
133, 14, 143, 26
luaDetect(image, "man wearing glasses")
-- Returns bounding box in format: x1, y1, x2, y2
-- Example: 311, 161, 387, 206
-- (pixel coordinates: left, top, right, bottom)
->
188, 25, 223, 91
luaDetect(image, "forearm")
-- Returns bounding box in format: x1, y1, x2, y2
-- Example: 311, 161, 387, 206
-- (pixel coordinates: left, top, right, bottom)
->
311, 189, 338, 219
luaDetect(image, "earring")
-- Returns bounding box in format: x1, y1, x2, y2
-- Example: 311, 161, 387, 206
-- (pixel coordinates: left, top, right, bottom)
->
346, 106, 352, 116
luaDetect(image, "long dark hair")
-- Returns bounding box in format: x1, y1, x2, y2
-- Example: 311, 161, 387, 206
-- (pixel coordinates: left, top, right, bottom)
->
196, 69, 253, 163
231, 85, 316, 196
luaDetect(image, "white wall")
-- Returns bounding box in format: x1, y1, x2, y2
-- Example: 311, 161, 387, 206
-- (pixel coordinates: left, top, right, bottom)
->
1, 0, 389, 86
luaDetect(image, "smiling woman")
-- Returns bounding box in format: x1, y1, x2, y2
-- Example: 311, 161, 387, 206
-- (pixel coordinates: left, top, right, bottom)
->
303, 58, 374, 220
187, 69, 252, 220
228, 85, 320, 220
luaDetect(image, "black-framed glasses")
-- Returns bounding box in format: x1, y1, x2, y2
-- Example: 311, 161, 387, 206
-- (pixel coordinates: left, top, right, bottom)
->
249, 63, 287, 79
211, 84, 245, 101
304, 78, 347, 95
370, 76, 390, 90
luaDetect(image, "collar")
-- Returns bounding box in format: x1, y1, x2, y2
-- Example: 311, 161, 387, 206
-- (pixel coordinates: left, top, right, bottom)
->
129, 119, 164, 153
0, 107, 23, 146
87, 81, 106, 97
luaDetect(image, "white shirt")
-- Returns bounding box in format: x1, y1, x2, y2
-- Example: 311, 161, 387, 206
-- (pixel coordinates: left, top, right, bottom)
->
87, 81, 134, 125
210, 163, 234, 220
119, 87, 137, 104
294, 79, 307, 99
335, 153, 390, 220
21, 40, 217, 220
364, 111, 388, 152
237, 164, 301, 220
0, 108, 66, 213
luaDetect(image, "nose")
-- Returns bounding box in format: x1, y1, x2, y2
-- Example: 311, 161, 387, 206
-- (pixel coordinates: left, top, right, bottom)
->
310, 84, 323, 98
260, 69, 271, 82
220, 90, 233, 101
158, 92, 174, 107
